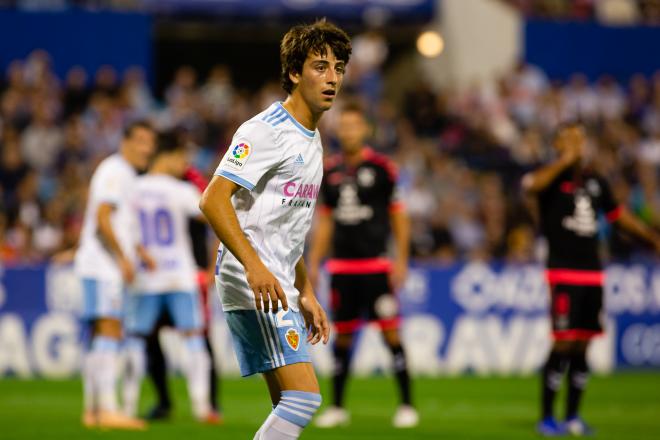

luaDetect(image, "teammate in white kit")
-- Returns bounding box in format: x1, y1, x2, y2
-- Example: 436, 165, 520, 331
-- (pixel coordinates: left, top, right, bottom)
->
200, 20, 352, 439
74, 121, 155, 430
122, 131, 213, 423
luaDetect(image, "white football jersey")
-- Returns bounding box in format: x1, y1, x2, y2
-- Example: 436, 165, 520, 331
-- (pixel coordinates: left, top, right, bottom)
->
214, 102, 324, 312
74, 154, 138, 282
131, 174, 202, 295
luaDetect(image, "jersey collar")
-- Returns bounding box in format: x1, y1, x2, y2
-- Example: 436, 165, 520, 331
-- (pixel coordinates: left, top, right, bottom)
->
276, 102, 316, 138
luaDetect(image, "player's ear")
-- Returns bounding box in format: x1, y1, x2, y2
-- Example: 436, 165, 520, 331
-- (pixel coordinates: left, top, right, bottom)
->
289, 69, 301, 86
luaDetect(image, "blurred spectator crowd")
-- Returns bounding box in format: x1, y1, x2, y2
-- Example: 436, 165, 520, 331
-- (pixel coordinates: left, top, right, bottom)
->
1, 49, 660, 266
5, 0, 660, 27
506, 0, 660, 25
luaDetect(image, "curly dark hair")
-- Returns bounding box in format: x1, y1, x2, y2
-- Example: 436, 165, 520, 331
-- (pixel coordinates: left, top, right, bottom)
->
280, 19, 352, 94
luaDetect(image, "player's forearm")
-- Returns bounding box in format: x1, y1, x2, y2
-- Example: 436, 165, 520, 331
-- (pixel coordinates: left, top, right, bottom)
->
390, 210, 410, 266
521, 159, 572, 194
617, 209, 660, 247
295, 257, 315, 297
97, 205, 125, 261
207, 238, 221, 274
200, 177, 262, 269
308, 212, 334, 268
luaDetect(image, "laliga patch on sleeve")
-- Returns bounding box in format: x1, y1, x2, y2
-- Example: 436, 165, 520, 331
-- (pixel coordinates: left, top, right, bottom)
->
224, 142, 251, 170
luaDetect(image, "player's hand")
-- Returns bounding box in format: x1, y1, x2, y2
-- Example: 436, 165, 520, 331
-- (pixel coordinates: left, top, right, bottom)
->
50, 248, 76, 264
245, 261, 288, 313
141, 251, 157, 272
299, 294, 330, 345
559, 143, 580, 167
119, 255, 135, 284
390, 260, 408, 291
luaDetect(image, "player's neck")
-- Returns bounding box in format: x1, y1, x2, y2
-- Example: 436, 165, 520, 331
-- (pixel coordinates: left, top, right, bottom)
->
342, 147, 363, 167
282, 96, 320, 131
149, 161, 170, 176
119, 146, 138, 170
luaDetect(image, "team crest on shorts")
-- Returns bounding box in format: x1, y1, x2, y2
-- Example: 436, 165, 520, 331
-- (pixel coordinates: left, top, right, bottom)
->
285, 328, 300, 351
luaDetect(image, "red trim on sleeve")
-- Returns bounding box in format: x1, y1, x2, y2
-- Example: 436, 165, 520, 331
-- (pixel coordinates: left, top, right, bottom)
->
545, 269, 604, 286
334, 319, 363, 334
326, 258, 392, 275
363, 147, 399, 182
552, 329, 603, 341
606, 205, 623, 223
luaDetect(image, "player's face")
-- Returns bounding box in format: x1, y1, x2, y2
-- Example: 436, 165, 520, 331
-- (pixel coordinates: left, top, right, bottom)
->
555, 126, 586, 159
169, 149, 188, 178
337, 111, 368, 154
124, 127, 156, 171
292, 47, 346, 113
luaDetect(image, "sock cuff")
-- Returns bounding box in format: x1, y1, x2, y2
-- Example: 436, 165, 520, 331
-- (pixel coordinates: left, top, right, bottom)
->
281, 390, 322, 403
92, 336, 119, 352
125, 336, 146, 351
273, 391, 322, 428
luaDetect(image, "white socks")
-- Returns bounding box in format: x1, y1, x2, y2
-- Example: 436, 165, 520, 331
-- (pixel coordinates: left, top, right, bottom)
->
118, 334, 211, 420
255, 391, 322, 439
86, 336, 119, 413
256, 413, 302, 440
122, 337, 146, 416
82, 350, 95, 412
182, 335, 211, 420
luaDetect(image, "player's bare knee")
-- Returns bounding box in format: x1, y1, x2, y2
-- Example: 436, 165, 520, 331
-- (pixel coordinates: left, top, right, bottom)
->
94, 318, 122, 339
382, 328, 401, 347
552, 340, 573, 353
575, 340, 589, 353
335, 333, 353, 349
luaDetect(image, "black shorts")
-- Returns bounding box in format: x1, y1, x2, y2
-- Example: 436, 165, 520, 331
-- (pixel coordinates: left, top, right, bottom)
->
330, 272, 400, 334
547, 269, 604, 340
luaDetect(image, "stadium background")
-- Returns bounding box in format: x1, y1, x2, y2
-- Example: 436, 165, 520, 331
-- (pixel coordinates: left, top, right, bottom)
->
1, 0, 660, 439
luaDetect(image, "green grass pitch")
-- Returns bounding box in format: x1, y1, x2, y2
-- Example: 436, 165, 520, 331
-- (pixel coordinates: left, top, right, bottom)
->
1, 373, 659, 439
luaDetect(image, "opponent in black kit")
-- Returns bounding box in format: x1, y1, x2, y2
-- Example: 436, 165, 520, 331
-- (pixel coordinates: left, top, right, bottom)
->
522, 122, 660, 436
308, 103, 417, 428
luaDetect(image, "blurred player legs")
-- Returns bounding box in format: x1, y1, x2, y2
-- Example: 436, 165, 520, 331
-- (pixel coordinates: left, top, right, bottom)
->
75, 122, 155, 430
309, 104, 417, 428
201, 20, 352, 439
121, 132, 214, 423
137, 270, 222, 422
522, 123, 660, 436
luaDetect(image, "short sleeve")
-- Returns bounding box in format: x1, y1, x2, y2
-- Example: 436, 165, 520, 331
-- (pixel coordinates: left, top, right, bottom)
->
381, 158, 404, 213
94, 163, 125, 206
180, 182, 202, 217
214, 120, 281, 191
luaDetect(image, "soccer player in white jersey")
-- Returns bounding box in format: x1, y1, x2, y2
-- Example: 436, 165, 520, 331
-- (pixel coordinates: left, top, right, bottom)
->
122, 131, 213, 423
200, 20, 351, 439
74, 121, 155, 430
